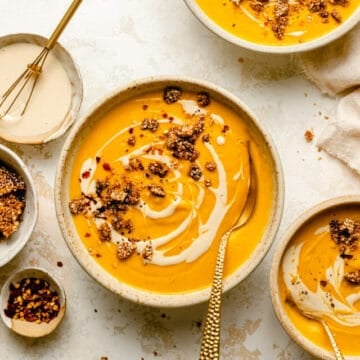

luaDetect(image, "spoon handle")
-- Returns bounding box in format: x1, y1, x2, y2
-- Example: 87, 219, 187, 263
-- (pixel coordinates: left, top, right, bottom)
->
199, 230, 231, 360
320, 320, 345, 360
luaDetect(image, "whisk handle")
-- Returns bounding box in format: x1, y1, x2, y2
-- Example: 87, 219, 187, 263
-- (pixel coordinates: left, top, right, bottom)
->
46, 0, 83, 50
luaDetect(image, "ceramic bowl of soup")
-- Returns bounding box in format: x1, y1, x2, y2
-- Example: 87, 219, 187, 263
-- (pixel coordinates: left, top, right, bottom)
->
184, 0, 360, 53
271, 196, 360, 358
55, 76, 284, 307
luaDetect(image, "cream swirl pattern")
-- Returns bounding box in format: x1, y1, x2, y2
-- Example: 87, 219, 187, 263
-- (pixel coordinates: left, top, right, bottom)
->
283, 233, 360, 327
77, 107, 249, 266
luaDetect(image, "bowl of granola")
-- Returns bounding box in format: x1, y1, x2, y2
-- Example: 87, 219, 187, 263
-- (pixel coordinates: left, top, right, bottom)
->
184, 0, 360, 53
0, 267, 66, 337
271, 196, 360, 358
55, 76, 283, 307
0, 144, 38, 267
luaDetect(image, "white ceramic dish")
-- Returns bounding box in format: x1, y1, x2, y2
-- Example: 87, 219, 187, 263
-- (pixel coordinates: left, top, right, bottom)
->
270, 196, 360, 359
0, 144, 38, 267
0, 267, 66, 337
183, 0, 360, 54
55, 76, 284, 307
0, 33, 83, 144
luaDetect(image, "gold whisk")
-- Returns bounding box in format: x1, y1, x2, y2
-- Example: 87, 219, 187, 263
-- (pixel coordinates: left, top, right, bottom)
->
0, 0, 83, 121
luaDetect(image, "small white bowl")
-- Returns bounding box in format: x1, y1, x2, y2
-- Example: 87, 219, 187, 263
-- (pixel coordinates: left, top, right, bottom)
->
0, 144, 38, 267
270, 196, 360, 359
0, 267, 66, 337
183, 0, 360, 54
55, 76, 284, 307
0, 33, 83, 144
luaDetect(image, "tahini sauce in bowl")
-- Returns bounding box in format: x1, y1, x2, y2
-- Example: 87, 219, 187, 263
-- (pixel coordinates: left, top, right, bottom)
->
0, 33, 82, 144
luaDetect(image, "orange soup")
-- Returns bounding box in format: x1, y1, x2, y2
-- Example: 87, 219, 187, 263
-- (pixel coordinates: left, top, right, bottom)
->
69, 87, 274, 294
279, 205, 360, 355
195, 0, 359, 46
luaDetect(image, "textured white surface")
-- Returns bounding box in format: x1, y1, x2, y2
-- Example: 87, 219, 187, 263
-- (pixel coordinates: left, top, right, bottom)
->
0, 1, 359, 359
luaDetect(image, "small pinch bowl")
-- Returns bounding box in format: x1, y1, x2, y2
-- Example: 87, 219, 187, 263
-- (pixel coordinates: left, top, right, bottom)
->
55, 76, 284, 307
0, 267, 66, 337
183, 0, 360, 54
0, 144, 38, 267
270, 196, 360, 359
0, 33, 83, 144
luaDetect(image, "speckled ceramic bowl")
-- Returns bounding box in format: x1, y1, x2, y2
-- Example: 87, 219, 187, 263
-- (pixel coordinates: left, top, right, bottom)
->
183, 0, 360, 54
0, 144, 38, 267
55, 76, 284, 307
0, 33, 83, 144
0, 267, 66, 337
270, 196, 360, 359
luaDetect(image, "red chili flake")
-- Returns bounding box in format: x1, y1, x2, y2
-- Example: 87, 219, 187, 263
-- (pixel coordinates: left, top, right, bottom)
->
222, 125, 230, 133
142, 104, 148, 110
169, 116, 174, 122
81, 170, 91, 179
140, 133, 144, 138
57, 261, 63, 267
85, 232, 91, 237
102, 162, 111, 171
96, 156, 101, 163
128, 127, 134, 134
320, 280, 327, 287
162, 113, 168, 118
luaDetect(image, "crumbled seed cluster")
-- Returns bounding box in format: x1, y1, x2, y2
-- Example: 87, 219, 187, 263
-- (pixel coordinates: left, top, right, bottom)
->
0, 163, 26, 239
4, 277, 60, 323
232, 0, 350, 39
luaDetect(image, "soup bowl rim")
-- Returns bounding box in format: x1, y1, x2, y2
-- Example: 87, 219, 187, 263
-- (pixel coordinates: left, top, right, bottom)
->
55, 75, 284, 307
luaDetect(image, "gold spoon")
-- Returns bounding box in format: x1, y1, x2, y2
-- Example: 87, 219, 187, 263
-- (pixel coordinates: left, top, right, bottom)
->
301, 311, 345, 360
199, 145, 257, 360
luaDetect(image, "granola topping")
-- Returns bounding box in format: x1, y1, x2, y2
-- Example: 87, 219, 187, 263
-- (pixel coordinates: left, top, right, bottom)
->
69, 86, 251, 267
188, 164, 203, 181
142, 242, 154, 261
304, 129, 314, 142
141, 118, 159, 132
345, 270, 360, 285
117, 240, 136, 260
163, 86, 182, 104
4, 277, 60, 323
331, 9, 342, 22
0, 164, 26, 239
197, 92, 211, 107
98, 222, 112, 242
205, 161, 217, 172
148, 161, 169, 178
229, 0, 352, 41
148, 184, 166, 197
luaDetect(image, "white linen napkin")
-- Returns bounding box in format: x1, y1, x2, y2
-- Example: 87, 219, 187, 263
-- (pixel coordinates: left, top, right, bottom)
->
299, 24, 360, 174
